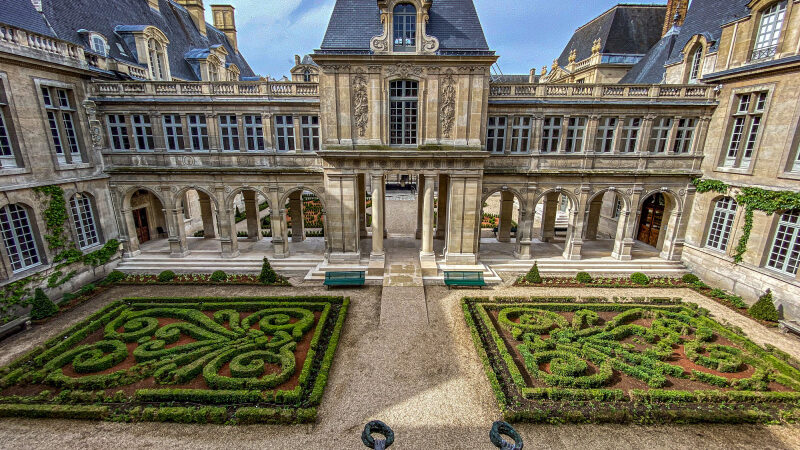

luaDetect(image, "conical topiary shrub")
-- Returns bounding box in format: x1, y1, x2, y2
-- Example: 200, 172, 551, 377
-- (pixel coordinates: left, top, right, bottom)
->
259, 257, 278, 285
525, 262, 542, 284
749, 289, 779, 322
30, 288, 58, 320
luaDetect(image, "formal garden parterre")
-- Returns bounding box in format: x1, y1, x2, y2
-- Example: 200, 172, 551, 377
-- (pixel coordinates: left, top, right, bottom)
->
464, 296, 800, 424
0, 295, 348, 424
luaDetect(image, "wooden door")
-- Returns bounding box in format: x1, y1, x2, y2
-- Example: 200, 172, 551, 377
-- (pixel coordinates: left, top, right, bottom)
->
637, 196, 664, 247
133, 208, 150, 244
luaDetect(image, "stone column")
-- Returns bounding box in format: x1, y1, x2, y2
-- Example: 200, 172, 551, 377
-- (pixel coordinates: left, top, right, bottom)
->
198, 195, 216, 238
243, 190, 260, 241
421, 174, 435, 256
289, 191, 305, 242
498, 191, 514, 242
370, 173, 385, 257
435, 174, 449, 239
562, 188, 589, 260
541, 192, 559, 242
120, 208, 141, 256
207, 113, 220, 151
262, 113, 274, 151
358, 174, 368, 238
324, 172, 360, 262
292, 114, 302, 152
217, 189, 239, 258
444, 175, 482, 265
615, 188, 642, 260
639, 115, 655, 154
530, 115, 544, 153
585, 115, 600, 153
584, 198, 603, 240
514, 190, 535, 259
415, 174, 425, 239
166, 207, 190, 258
269, 192, 289, 258
151, 113, 165, 150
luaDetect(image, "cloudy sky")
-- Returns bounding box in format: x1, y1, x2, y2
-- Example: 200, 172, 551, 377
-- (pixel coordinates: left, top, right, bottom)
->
205, 0, 666, 78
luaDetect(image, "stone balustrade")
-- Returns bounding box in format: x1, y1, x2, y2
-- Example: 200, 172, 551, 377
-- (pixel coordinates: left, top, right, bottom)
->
101, 150, 323, 171
483, 152, 702, 173
0, 23, 86, 66
92, 81, 320, 98
489, 83, 714, 100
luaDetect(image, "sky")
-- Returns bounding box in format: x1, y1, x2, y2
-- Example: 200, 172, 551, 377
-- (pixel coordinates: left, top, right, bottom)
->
204, 0, 668, 78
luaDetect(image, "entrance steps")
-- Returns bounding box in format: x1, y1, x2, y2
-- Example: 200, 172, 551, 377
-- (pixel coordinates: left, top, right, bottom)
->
423, 261, 503, 284
482, 257, 687, 276
116, 252, 323, 274
304, 260, 384, 285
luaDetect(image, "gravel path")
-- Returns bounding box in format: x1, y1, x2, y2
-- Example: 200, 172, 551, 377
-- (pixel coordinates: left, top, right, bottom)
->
0, 282, 799, 449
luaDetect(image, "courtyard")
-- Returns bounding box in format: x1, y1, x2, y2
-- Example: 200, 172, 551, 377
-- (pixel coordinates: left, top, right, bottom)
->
1, 280, 799, 449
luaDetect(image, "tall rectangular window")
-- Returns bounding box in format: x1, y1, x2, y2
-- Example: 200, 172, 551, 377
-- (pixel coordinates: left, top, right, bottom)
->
0, 108, 17, 168
792, 132, 800, 173
724, 92, 766, 168
648, 117, 673, 153
620, 117, 641, 153
705, 197, 737, 252
187, 114, 209, 151
43, 86, 82, 163
486, 116, 506, 154
510, 116, 531, 153
565, 117, 586, 153
389, 80, 418, 145
69, 193, 100, 249
162, 114, 183, 151
301, 115, 320, 152
753, 1, 787, 60
393, 4, 416, 52
219, 114, 240, 151
541, 116, 562, 153
0, 204, 41, 272
131, 115, 154, 151
244, 115, 264, 151
275, 115, 295, 152
106, 114, 130, 151
595, 117, 617, 153
672, 118, 697, 154
767, 209, 800, 275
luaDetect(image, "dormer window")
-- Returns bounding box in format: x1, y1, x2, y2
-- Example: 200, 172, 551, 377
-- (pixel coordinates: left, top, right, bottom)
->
393, 4, 416, 52
91, 35, 107, 56
209, 64, 219, 81
688, 46, 702, 83
148, 39, 167, 80
303, 69, 311, 82
753, 1, 787, 60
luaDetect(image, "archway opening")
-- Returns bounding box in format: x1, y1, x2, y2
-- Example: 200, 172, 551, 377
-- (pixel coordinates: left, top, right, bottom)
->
582, 191, 625, 258
129, 189, 167, 251
479, 190, 522, 259
283, 189, 326, 256
529, 191, 572, 258
637, 193, 666, 248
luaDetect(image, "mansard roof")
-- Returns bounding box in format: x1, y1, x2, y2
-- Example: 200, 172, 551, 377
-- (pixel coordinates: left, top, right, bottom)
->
619, 32, 677, 84
556, 4, 666, 67
319, 0, 491, 53
0, 0, 254, 80
0, 1, 54, 37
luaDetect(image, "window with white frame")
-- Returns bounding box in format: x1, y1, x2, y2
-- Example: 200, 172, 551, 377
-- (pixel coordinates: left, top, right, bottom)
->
595, 117, 617, 153
187, 114, 209, 151
301, 115, 319, 152
0, 106, 18, 169
131, 115, 154, 151
689, 46, 703, 83
219, 114, 240, 151
486, 116, 506, 153
724, 92, 767, 168
69, 193, 99, 249
275, 115, 295, 152
91, 34, 107, 56
620, 117, 641, 153
510, 116, 531, 153
767, 209, 800, 275
705, 197, 737, 252
42, 86, 82, 163
389, 80, 418, 145
244, 115, 264, 151
106, 114, 130, 151
541, 116, 562, 153
0, 204, 41, 273
753, 1, 787, 60
148, 39, 167, 80
672, 118, 697, 153
565, 117, 586, 153
648, 117, 673, 153
162, 114, 183, 151
393, 3, 416, 52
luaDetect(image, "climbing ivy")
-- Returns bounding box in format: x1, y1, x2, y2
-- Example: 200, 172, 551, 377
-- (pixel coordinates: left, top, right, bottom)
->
31, 186, 71, 259
692, 179, 800, 263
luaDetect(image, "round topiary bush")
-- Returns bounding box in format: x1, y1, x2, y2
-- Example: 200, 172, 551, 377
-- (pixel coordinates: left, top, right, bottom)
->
105, 270, 126, 283
575, 272, 592, 284
630, 272, 650, 285
681, 273, 699, 284
30, 288, 58, 320
749, 289, 779, 322
210, 270, 228, 282
157, 270, 176, 283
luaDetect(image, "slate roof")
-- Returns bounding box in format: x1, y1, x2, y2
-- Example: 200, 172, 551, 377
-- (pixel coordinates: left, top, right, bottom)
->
490, 74, 534, 83
0, 1, 54, 37
0, 0, 254, 80
619, 32, 677, 83
319, 0, 491, 53
556, 4, 666, 68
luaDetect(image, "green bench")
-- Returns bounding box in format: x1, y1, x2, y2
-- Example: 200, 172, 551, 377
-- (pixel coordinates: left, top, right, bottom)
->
444, 271, 486, 289
324, 271, 365, 288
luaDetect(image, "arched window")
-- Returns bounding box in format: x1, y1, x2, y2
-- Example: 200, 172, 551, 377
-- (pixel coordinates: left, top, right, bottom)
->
688, 46, 702, 83
705, 197, 737, 251
91, 35, 107, 56
0, 204, 41, 273
393, 4, 416, 52
69, 193, 100, 249
148, 39, 166, 80
753, 1, 787, 60
303, 69, 311, 82
389, 80, 418, 145
767, 209, 800, 275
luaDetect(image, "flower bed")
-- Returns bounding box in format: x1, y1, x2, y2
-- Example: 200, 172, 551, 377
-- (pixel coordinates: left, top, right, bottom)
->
0, 296, 349, 424
119, 273, 290, 286
464, 296, 800, 424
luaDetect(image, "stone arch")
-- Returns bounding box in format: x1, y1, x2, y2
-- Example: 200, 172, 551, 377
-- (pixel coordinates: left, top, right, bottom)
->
174, 185, 220, 211
533, 188, 579, 211
120, 186, 169, 254
122, 185, 169, 210
532, 187, 579, 244
225, 186, 271, 212
581, 188, 633, 258
278, 185, 327, 252
278, 185, 326, 211
636, 188, 684, 256
479, 187, 527, 246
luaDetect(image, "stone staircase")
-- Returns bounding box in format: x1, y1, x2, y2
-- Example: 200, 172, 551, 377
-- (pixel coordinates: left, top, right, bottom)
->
116, 252, 323, 274
482, 257, 687, 276
424, 261, 503, 284
304, 259, 384, 284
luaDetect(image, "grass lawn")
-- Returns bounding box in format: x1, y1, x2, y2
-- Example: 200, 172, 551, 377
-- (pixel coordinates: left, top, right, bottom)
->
0, 296, 348, 424
464, 296, 800, 424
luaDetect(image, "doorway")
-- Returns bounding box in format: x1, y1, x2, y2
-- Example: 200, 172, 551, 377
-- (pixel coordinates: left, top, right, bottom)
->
133, 207, 150, 244
637, 193, 665, 247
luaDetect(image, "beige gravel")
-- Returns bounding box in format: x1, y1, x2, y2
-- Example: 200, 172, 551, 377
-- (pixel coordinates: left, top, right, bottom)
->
0, 281, 799, 449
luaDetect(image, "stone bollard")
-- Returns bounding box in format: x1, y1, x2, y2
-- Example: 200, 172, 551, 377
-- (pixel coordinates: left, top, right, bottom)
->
489, 421, 523, 449
362, 420, 394, 449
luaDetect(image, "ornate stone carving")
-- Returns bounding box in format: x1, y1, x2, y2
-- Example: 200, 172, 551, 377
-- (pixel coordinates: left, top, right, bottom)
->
370, 11, 390, 53
440, 72, 456, 138
352, 72, 369, 137
420, 13, 440, 54
386, 63, 423, 78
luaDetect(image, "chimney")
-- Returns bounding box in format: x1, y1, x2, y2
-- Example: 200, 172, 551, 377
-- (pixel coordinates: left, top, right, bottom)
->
529, 68, 536, 83
295, 55, 301, 66
30, 0, 42, 12
176, 0, 206, 37
147, 0, 159, 12
211, 4, 237, 52
662, 0, 688, 37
